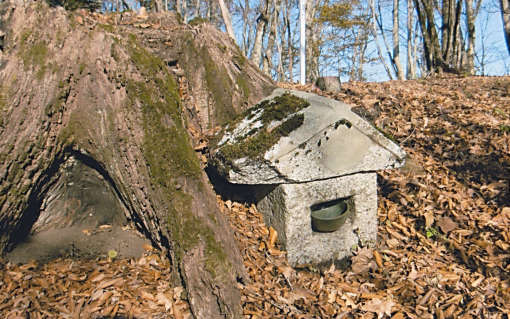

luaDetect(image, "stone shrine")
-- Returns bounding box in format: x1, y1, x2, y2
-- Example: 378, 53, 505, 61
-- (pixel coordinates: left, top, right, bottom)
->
211, 89, 406, 266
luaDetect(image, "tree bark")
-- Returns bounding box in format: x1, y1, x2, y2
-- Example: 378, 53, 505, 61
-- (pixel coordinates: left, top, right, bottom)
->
218, 0, 236, 43
392, 0, 405, 79
465, 0, 476, 74
262, 0, 281, 75
305, 0, 320, 82
414, 0, 447, 73
370, 0, 394, 79
284, 0, 294, 81
406, 0, 416, 79
251, 0, 269, 67
0, 4, 276, 318
500, 0, 510, 55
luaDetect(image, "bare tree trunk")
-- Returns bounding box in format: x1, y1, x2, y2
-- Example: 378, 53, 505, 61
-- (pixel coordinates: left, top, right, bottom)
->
176, 0, 182, 15
393, 0, 405, 79
251, 0, 269, 67
441, 0, 455, 64
218, 0, 236, 42
369, 0, 394, 79
284, 0, 294, 81
194, 0, 200, 17
407, 0, 416, 79
465, 0, 476, 74
207, 0, 212, 20
500, 0, 510, 55
305, 0, 320, 82
183, 0, 189, 21
414, 0, 446, 73
263, 0, 281, 75
241, 0, 251, 55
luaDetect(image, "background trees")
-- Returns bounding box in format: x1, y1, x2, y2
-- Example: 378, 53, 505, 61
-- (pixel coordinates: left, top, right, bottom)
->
56, 0, 510, 81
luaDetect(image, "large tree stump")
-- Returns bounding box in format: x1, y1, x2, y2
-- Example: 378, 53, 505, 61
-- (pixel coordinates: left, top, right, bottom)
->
0, 2, 274, 317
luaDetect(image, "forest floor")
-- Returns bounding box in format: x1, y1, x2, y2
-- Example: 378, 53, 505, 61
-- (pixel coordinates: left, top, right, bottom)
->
1, 75, 509, 318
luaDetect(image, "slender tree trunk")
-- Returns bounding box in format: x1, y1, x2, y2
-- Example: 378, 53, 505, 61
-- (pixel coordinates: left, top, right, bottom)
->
414, 0, 446, 73
370, 0, 394, 79
218, 0, 236, 42
207, 0, 212, 20
183, 0, 188, 21
284, 0, 293, 81
407, 0, 416, 79
465, 0, 476, 74
194, 0, 200, 17
441, 0, 455, 64
500, 0, 510, 55
393, 0, 405, 79
305, 0, 320, 82
241, 0, 251, 55
176, 0, 182, 15
450, 0, 463, 68
251, 0, 269, 67
263, 0, 278, 74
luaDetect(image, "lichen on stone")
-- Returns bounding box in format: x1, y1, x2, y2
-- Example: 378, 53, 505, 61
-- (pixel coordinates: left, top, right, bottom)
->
215, 92, 309, 163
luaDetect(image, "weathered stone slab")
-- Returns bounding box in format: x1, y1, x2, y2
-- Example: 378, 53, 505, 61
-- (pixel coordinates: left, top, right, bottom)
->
213, 89, 406, 184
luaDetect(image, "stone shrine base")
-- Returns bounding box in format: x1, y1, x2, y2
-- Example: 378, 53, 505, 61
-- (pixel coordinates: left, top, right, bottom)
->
257, 173, 377, 267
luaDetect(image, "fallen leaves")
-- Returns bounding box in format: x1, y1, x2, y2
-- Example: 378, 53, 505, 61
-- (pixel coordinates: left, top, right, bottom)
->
1, 76, 509, 318
229, 76, 510, 318
0, 250, 191, 318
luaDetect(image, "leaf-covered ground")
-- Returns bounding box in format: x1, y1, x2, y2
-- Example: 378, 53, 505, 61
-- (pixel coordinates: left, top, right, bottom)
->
1, 76, 509, 318
229, 75, 509, 318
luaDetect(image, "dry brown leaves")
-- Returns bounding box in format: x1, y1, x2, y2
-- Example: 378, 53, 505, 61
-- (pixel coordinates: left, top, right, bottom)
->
1, 76, 509, 318
0, 248, 191, 318
223, 76, 509, 318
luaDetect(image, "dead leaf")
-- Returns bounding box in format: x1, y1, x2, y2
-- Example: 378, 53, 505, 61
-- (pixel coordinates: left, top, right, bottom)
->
424, 211, 434, 228
437, 217, 458, 233
268, 227, 277, 248
361, 298, 395, 318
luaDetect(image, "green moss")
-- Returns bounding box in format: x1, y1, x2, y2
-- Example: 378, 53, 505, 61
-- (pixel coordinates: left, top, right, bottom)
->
19, 109, 27, 125
374, 124, 397, 143
123, 38, 230, 279
19, 30, 48, 78
98, 24, 115, 32
78, 61, 87, 74
217, 43, 227, 54
236, 76, 251, 100
128, 33, 137, 43
217, 93, 309, 162
36, 65, 47, 80
20, 30, 30, 47
256, 93, 310, 124
128, 41, 166, 78
233, 46, 247, 67
201, 46, 236, 126
110, 43, 120, 62
221, 113, 304, 161
21, 40, 47, 70
204, 231, 229, 278
188, 17, 208, 26
0, 88, 6, 111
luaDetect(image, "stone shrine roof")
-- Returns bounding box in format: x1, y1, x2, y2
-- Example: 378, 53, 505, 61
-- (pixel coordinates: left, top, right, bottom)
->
212, 89, 406, 184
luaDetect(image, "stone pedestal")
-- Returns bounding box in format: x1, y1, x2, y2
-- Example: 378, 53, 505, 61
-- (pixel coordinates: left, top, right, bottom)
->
257, 173, 377, 266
